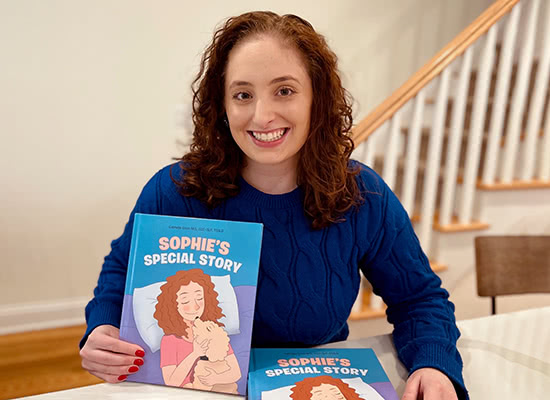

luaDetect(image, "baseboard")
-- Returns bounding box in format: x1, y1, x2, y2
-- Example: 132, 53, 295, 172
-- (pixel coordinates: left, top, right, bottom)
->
0, 297, 89, 335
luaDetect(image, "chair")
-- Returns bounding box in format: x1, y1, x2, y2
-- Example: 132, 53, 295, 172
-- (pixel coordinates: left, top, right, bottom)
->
474, 235, 550, 315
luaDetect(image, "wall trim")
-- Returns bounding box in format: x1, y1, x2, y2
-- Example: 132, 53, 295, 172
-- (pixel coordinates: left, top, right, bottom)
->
0, 297, 89, 335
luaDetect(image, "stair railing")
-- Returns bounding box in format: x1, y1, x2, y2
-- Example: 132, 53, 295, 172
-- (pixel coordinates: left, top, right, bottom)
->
350, 0, 550, 318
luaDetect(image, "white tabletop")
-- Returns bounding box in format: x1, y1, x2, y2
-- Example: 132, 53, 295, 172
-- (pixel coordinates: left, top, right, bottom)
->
17, 306, 550, 399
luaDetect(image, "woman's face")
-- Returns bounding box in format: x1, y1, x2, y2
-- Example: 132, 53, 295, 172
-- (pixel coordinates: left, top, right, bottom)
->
310, 383, 346, 400
224, 35, 313, 170
176, 281, 205, 322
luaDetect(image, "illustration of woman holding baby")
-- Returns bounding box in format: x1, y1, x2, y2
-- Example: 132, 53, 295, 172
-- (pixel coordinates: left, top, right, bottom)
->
153, 269, 241, 393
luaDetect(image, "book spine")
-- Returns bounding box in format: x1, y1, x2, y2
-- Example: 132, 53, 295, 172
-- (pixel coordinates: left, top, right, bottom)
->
247, 351, 255, 400
124, 213, 142, 292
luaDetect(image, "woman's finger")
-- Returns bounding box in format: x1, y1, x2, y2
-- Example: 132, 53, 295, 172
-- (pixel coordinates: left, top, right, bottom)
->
87, 368, 129, 384
88, 330, 144, 356
82, 358, 141, 377
401, 375, 420, 400
82, 346, 142, 367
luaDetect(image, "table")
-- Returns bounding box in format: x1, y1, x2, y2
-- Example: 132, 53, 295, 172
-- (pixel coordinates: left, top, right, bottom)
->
17, 306, 550, 399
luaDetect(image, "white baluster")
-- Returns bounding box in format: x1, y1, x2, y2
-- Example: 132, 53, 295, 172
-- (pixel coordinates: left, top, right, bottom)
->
521, 0, 550, 180
459, 26, 497, 224
539, 97, 550, 180
418, 69, 450, 251
355, 136, 377, 169
354, 140, 369, 164
439, 47, 473, 227
363, 139, 376, 169
482, 5, 522, 185
500, 0, 541, 183
401, 90, 426, 216
382, 110, 402, 190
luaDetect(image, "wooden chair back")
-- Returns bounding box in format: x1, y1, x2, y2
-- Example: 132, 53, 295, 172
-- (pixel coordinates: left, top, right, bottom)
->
474, 235, 550, 314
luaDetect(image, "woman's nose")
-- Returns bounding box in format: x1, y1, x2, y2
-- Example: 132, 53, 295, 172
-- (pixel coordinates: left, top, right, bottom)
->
193, 301, 200, 310
253, 99, 275, 127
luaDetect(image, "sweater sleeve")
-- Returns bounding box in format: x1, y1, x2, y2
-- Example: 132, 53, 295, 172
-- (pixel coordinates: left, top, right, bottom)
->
80, 165, 181, 348
358, 168, 468, 400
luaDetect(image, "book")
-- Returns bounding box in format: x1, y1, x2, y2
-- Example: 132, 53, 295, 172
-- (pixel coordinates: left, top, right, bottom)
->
119, 213, 263, 396
248, 348, 398, 400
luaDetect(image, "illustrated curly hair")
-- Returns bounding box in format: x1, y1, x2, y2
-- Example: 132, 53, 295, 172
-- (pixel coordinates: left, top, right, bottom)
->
175, 11, 361, 229
153, 269, 224, 339
290, 375, 364, 400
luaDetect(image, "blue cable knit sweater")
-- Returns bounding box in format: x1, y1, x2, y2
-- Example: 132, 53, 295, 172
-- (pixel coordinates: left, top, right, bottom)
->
82, 161, 467, 399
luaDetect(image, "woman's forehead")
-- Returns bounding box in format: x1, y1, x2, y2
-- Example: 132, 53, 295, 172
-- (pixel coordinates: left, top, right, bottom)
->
225, 35, 309, 87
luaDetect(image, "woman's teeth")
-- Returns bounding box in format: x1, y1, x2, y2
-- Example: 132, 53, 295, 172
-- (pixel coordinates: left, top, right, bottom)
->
251, 128, 286, 142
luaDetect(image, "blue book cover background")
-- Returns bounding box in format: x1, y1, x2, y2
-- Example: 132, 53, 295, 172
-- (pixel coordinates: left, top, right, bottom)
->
119, 213, 263, 396
249, 348, 398, 400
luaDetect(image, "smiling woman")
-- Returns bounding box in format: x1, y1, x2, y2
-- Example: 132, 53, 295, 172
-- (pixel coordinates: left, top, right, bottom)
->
224, 36, 313, 186
181, 12, 358, 223
80, 11, 467, 400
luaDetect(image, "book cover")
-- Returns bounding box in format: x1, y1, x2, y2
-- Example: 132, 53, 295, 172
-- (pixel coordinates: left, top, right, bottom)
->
248, 348, 398, 400
119, 213, 263, 396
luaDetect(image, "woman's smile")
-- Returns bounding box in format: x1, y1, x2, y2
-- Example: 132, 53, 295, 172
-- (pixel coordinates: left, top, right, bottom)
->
248, 127, 289, 146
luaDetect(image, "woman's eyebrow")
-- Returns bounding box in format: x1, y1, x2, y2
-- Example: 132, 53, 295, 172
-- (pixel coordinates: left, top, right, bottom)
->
229, 80, 252, 89
228, 75, 300, 89
270, 75, 300, 85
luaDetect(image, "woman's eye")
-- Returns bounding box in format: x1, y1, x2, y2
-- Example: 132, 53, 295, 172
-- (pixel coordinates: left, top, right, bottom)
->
234, 92, 251, 101
278, 87, 294, 96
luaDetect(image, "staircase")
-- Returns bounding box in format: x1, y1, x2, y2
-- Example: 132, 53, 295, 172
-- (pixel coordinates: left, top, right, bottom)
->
349, 0, 550, 320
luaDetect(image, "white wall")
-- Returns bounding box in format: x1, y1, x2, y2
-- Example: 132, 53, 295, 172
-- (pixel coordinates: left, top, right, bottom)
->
0, 0, 493, 333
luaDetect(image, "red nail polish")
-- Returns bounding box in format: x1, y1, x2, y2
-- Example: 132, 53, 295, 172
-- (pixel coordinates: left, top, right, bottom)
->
118, 375, 127, 381
135, 350, 145, 357
128, 366, 139, 373
134, 358, 144, 366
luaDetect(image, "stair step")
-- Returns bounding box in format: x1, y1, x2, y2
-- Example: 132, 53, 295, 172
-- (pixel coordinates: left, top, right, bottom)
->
348, 308, 386, 321
477, 178, 550, 190
433, 215, 490, 233
411, 212, 489, 233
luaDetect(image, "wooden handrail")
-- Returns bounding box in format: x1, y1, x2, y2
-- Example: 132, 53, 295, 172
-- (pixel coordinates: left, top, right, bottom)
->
352, 0, 520, 144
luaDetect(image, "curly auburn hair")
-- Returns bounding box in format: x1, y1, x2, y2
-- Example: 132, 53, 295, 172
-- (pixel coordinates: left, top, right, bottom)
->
290, 375, 364, 400
176, 11, 361, 229
153, 269, 224, 339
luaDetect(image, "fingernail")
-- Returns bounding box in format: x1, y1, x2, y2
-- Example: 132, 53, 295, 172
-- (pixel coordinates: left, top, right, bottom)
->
134, 358, 144, 366
135, 350, 145, 357
128, 366, 139, 373
118, 375, 127, 381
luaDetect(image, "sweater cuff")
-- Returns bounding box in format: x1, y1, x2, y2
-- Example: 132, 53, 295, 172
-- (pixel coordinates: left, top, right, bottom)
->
79, 301, 123, 349
404, 342, 469, 400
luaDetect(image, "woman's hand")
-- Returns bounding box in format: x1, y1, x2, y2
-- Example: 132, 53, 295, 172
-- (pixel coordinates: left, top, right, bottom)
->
402, 368, 458, 400
79, 325, 145, 383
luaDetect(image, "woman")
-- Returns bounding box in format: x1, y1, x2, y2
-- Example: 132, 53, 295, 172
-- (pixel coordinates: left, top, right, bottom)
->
79, 11, 467, 400
153, 269, 240, 390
